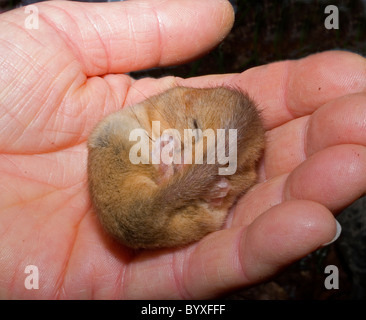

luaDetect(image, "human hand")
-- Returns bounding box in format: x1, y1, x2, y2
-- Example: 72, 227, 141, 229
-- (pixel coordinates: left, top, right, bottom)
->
1, 0, 365, 299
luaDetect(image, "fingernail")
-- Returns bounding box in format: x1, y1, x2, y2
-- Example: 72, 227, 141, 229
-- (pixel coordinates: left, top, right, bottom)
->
321, 219, 342, 247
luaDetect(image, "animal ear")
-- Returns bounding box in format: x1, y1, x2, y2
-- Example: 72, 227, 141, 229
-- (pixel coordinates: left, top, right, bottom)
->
204, 178, 231, 207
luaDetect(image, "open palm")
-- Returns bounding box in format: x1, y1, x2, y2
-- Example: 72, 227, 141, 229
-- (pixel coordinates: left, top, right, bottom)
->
1, 0, 365, 299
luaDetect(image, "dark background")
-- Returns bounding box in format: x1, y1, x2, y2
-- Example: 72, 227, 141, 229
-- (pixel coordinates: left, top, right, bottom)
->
131, 0, 366, 79
1, 0, 366, 300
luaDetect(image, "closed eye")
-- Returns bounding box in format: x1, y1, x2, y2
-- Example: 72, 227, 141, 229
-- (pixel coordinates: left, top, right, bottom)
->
192, 119, 201, 141
193, 119, 198, 129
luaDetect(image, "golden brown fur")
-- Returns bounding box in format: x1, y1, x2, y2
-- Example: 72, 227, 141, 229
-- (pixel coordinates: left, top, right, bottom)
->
87, 87, 265, 249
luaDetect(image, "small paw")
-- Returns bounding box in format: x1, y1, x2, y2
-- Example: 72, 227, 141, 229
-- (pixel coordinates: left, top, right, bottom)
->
205, 178, 231, 207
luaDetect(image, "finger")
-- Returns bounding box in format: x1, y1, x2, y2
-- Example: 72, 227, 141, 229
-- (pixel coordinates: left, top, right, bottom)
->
285, 51, 366, 117
232, 144, 366, 227
306, 92, 366, 155
230, 174, 288, 227
260, 91, 366, 179
178, 51, 366, 129
284, 144, 366, 212
263, 116, 308, 178
180, 200, 336, 299
7, 0, 234, 75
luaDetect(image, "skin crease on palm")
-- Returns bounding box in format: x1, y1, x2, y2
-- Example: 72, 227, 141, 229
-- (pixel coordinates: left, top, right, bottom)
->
0, 0, 366, 299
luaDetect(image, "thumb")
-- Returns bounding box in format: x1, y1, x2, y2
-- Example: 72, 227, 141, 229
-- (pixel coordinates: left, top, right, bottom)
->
14, 0, 234, 75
